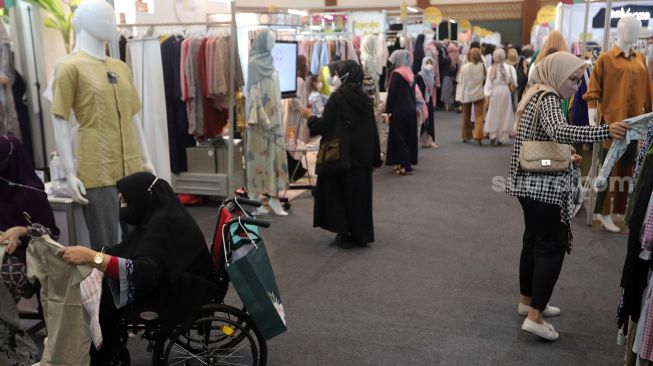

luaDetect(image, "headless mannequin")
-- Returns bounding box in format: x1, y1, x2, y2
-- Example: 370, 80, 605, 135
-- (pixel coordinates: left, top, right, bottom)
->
588, 16, 643, 232
52, 0, 154, 247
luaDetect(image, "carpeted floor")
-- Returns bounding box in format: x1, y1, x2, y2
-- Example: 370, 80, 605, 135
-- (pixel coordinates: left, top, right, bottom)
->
128, 110, 626, 365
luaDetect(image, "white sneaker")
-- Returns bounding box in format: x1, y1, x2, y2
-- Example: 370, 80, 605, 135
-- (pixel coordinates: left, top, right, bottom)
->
254, 206, 270, 215
518, 303, 561, 317
268, 198, 289, 216
521, 318, 559, 341
595, 214, 621, 233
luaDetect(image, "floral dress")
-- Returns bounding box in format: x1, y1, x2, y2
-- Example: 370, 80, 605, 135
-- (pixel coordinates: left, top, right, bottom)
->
245, 72, 289, 197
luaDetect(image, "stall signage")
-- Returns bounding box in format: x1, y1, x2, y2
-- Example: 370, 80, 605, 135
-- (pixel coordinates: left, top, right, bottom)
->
593, 5, 653, 27
536, 5, 556, 27
458, 19, 472, 31
350, 12, 387, 36
423, 7, 442, 27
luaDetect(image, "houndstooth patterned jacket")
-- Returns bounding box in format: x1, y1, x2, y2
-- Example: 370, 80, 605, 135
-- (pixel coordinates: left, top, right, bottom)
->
506, 91, 610, 249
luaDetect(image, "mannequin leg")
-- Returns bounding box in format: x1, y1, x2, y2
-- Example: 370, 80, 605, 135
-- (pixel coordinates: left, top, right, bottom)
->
82, 186, 120, 250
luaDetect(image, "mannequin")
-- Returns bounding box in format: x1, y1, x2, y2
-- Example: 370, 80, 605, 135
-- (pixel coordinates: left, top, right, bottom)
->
245, 29, 289, 216
51, 0, 154, 249
585, 16, 653, 232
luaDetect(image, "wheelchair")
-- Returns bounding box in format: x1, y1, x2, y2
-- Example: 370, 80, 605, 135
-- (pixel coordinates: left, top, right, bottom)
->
114, 197, 271, 366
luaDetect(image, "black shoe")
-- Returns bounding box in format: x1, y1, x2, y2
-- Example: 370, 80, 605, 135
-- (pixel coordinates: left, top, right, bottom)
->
335, 233, 354, 248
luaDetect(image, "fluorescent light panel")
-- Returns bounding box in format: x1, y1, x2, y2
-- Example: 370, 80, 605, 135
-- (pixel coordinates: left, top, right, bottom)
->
324, 14, 334, 20
406, 6, 418, 13
288, 9, 308, 16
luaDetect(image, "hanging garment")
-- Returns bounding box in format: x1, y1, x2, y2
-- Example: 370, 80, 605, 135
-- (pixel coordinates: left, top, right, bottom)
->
0, 40, 19, 139
283, 77, 310, 150
27, 235, 93, 366
127, 38, 172, 184
634, 272, 653, 361
595, 114, 652, 190
571, 73, 589, 126
161, 35, 194, 174
12, 72, 34, 165
310, 41, 323, 75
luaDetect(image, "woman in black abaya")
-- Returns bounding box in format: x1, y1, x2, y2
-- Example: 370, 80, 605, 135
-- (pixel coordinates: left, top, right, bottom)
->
61, 172, 213, 364
307, 60, 381, 248
386, 50, 418, 175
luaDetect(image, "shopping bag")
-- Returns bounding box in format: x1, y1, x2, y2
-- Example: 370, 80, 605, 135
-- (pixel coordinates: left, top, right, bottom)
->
226, 223, 287, 340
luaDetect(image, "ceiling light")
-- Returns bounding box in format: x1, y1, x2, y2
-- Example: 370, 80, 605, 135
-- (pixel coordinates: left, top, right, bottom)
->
324, 14, 334, 20
406, 6, 418, 13
288, 9, 308, 16
450, 19, 456, 23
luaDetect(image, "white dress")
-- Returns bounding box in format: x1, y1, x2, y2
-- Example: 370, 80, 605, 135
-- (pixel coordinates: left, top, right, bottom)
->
484, 64, 517, 143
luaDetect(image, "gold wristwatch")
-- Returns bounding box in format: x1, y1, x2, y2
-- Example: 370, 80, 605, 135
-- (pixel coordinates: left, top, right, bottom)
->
93, 248, 106, 266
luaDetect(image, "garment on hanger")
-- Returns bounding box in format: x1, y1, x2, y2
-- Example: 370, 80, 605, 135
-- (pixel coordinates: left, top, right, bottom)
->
27, 235, 93, 366
127, 38, 172, 183
0, 31, 19, 140
12, 72, 34, 165
161, 35, 194, 174
595, 115, 652, 189
571, 71, 589, 126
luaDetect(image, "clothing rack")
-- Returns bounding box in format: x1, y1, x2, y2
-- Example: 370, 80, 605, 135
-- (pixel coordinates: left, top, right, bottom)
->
118, 14, 243, 197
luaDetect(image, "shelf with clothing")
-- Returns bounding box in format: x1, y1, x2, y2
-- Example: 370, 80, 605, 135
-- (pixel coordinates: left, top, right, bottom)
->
117, 14, 244, 198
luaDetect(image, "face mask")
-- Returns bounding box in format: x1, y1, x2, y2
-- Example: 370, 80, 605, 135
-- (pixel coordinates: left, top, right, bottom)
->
424, 64, 433, 72
118, 193, 149, 226
558, 78, 579, 99
330, 75, 342, 89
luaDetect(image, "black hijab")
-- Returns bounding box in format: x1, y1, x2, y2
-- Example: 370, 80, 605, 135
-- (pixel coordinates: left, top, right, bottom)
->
112, 173, 212, 330
113, 172, 210, 282
0, 135, 58, 243
412, 34, 425, 74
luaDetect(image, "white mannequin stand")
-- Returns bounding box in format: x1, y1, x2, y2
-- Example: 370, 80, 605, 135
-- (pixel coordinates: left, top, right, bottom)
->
52, 0, 154, 204
590, 16, 641, 232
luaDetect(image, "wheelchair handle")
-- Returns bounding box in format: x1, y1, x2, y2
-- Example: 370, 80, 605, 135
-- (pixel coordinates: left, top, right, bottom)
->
223, 197, 262, 208
228, 217, 271, 228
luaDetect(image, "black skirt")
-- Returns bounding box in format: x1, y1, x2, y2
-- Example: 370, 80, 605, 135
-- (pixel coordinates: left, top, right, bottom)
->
313, 167, 374, 244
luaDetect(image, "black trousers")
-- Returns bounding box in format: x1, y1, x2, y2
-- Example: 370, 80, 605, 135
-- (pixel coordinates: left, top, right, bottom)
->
518, 197, 569, 311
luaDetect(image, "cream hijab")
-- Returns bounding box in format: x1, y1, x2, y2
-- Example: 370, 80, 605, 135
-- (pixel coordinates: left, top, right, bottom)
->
515, 51, 585, 130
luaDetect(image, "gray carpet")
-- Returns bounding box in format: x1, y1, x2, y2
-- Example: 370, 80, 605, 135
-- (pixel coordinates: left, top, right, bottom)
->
128, 111, 626, 365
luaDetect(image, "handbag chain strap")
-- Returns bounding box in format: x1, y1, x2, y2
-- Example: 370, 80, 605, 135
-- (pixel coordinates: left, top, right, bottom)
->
525, 91, 549, 141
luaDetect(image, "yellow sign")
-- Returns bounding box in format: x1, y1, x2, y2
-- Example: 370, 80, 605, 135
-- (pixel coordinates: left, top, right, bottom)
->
459, 19, 472, 31
536, 5, 557, 26
423, 7, 442, 25
400, 0, 407, 23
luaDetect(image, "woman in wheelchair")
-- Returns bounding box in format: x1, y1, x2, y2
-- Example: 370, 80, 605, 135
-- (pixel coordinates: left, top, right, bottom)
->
61, 172, 213, 365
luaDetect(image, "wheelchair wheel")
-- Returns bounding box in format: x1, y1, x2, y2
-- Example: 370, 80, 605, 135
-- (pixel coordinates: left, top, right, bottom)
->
162, 307, 266, 366
198, 304, 267, 363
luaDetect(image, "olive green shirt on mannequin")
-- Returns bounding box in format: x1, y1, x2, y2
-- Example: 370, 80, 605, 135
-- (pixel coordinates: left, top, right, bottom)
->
50, 51, 142, 189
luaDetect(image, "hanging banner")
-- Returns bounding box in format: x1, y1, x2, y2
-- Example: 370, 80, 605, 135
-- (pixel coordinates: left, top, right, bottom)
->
400, 0, 407, 23
536, 5, 557, 27
349, 12, 387, 36
423, 7, 442, 27
458, 19, 471, 31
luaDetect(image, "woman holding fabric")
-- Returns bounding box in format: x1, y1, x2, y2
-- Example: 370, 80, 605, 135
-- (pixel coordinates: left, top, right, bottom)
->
306, 60, 381, 248
507, 52, 629, 341
484, 49, 517, 145
60, 172, 213, 363
385, 50, 418, 175
416, 57, 438, 148
0, 135, 58, 364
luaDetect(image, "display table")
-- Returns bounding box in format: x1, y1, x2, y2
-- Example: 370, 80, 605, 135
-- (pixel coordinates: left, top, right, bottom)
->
285, 144, 319, 192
